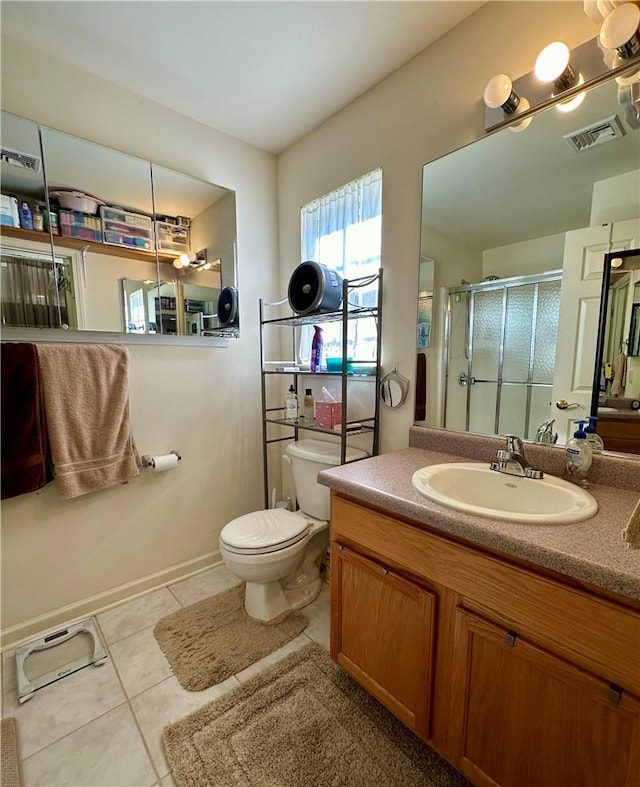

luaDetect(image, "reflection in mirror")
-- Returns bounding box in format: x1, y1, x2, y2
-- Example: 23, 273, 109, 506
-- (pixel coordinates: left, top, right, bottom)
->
40, 126, 157, 333
150, 164, 236, 336
417, 256, 433, 350
0, 112, 59, 328
417, 74, 640, 455
1, 111, 239, 340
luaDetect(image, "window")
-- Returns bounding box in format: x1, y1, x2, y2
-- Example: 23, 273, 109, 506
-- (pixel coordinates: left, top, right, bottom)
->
300, 168, 382, 362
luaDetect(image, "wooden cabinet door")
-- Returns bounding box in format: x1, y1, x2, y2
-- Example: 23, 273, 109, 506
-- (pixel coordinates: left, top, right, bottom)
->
450, 609, 640, 787
330, 544, 436, 738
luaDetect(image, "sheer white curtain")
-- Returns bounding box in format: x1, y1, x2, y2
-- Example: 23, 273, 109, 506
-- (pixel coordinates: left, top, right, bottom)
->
300, 169, 382, 362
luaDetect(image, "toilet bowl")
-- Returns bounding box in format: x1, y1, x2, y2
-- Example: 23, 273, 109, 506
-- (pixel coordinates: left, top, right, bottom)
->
219, 439, 367, 621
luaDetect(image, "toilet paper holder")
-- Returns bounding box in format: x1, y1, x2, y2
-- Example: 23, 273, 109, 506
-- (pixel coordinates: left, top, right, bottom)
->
141, 449, 181, 468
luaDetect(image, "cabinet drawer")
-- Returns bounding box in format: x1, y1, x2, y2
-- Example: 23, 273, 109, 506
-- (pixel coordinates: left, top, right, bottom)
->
331, 493, 640, 695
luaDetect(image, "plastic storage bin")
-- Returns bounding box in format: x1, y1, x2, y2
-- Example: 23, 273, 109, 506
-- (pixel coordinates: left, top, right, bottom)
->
59, 210, 103, 242
100, 206, 153, 251
154, 220, 190, 253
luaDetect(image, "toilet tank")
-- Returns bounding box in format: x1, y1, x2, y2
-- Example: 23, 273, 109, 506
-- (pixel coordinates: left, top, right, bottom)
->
285, 439, 368, 520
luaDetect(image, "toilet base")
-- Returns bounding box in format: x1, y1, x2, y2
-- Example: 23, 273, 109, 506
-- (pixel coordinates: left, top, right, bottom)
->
243, 576, 323, 622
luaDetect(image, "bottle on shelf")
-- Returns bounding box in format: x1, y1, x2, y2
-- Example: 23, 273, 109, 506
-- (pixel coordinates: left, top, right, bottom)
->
310, 325, 325, 372
302, 388, 315, 421
19, 201, 33, 230
32, 204, 44, 232
284, 385, 299, 421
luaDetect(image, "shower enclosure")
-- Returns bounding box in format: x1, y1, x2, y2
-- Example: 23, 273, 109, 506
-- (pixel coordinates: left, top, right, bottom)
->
443, 270, 562, 440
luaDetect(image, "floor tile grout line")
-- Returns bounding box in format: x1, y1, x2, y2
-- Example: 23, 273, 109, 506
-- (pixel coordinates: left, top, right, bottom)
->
97, 618, 165, 787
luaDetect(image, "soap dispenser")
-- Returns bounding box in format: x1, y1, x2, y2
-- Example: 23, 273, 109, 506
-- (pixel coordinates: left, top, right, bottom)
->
565, 420, 593, 488
584, 416, 604, 454
284, 385, 299, 421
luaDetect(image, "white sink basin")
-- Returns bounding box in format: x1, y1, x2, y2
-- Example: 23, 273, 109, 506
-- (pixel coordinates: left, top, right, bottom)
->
411, 462, 598, 524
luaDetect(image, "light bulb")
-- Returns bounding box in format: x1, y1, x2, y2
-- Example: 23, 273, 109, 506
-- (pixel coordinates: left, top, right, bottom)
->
535, 41, 578, 91
202, 261, 212, 270
555, 74, 586, 113
172, 258, 183, 270
600, 3, 640, 59
508, 96, 533, 133
179, 251, 196, 267
483, 74, 520, 113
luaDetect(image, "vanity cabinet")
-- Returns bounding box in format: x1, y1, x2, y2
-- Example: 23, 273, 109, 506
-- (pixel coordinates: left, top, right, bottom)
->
332, 545, 435, 735
597, 417, 640, 455
330, 493, 640, 787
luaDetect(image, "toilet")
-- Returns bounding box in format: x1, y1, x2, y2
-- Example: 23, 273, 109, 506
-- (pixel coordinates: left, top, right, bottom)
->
219, 439, 367, 621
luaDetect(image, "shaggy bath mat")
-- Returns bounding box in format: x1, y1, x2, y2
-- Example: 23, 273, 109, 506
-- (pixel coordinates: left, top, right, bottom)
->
154, 585, 308, 691
0, 718, 23, 787
163, 642, 469, 787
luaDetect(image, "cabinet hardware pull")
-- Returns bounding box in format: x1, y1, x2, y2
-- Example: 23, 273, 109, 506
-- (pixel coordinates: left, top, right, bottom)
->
337, 544, 344, 551
381, 567, 390, 575
505, 630, 517, 647
608, 684, 623, 705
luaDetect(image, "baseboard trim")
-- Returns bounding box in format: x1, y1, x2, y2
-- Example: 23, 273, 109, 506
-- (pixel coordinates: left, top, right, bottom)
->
1, 550, 222, 650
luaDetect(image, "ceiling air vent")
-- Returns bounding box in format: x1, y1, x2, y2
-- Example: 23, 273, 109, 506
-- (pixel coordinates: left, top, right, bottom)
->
0, 146, 41, 172
563, 114, 626, 152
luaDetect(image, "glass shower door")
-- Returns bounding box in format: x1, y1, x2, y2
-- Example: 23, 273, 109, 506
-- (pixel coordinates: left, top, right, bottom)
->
444, 273, 561, 439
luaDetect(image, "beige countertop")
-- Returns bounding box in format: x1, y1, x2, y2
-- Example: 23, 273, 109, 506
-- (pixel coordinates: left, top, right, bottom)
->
318, 430, 640, 603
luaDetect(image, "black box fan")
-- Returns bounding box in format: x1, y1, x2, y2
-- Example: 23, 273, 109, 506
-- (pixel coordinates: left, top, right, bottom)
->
288, 261, 342, 316
217, 286, 239, 328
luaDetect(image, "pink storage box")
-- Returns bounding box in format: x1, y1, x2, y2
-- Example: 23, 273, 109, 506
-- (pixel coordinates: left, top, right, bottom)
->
315, 401, 342, 429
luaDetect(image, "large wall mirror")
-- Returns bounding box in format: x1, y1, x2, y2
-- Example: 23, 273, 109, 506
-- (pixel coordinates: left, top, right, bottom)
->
0, 111, 238, 340
416, 72, 640, 455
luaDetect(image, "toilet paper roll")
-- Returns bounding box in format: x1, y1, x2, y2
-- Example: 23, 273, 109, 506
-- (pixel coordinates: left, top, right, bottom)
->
151, 454, 179, 472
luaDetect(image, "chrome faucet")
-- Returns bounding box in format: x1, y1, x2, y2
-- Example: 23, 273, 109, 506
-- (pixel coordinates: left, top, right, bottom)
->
490, 434, 544, 479
534, 418, 558, 444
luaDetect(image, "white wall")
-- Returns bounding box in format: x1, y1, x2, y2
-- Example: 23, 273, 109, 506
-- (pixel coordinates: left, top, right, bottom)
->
277, 1, 597, 453
483, 233, 566, 279
590, 169, 640, 225
1, 36, 279, 644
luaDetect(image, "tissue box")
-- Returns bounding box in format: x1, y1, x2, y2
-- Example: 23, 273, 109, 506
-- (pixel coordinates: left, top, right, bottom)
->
315, 401, 342, 429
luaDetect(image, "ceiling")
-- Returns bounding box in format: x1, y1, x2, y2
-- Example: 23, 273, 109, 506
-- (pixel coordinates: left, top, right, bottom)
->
1, 1, 484, 155
421, 75, 640, 251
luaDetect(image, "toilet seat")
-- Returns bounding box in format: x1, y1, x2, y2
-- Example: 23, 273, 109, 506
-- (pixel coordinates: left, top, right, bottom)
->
220, 508, 311, 555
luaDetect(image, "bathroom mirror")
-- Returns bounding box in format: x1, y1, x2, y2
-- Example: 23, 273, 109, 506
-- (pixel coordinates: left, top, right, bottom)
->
593, 249, 640, 409
416, 73, 640, 453
0, 112, 59, 328
0, 111, 239, 340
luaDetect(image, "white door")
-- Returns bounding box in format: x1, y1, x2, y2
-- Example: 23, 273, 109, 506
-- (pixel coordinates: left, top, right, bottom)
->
552, 219, 640, 444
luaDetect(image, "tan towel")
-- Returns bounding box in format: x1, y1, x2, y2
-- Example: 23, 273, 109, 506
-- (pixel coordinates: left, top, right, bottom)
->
610, 352, 627, 397
622, 496, 640, 549
36, 344, 141, 499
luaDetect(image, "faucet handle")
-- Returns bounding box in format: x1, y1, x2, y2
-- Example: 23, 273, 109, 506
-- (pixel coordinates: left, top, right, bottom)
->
503, 434, 524, 454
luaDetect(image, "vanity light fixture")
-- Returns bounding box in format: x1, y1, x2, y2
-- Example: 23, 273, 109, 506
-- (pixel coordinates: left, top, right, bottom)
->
172, 249, 210, 270
535, 41, 586, 112
483, 74, 532, 131
600, 3, 640, 61
599, 3, 640, 88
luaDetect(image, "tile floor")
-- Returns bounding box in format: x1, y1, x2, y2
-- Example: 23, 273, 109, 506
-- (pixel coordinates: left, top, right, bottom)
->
1, 564, 331, 786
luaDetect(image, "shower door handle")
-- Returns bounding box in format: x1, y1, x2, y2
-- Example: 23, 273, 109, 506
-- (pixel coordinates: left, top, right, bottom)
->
458, 372, 476, 386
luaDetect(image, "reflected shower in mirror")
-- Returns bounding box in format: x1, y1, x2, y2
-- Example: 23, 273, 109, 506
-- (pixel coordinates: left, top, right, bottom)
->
416, 73, 640, 454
